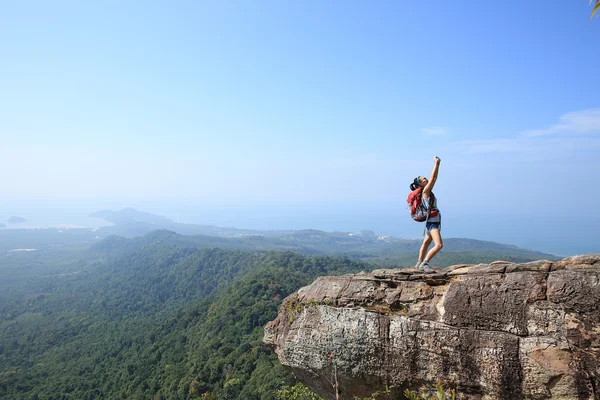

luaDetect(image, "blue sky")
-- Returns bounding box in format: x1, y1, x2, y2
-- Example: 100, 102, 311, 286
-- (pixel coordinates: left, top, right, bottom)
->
1, 1, 599, 255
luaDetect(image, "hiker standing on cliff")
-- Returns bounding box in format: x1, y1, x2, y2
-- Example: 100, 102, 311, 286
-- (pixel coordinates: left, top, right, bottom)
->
409, 156, 443, 273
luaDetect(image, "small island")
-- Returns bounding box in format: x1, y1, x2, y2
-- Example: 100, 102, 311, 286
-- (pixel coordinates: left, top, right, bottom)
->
8, 216, 27, 224
0, 223, 5, 228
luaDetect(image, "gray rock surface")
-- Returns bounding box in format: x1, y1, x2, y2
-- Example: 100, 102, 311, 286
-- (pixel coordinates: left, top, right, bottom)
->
264, 254, 600, 400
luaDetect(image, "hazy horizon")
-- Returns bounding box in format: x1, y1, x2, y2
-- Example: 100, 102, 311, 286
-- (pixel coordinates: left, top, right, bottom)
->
0, 200, 596, 257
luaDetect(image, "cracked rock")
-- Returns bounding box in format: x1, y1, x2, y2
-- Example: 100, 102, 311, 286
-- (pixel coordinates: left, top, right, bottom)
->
264, 254, 600, 400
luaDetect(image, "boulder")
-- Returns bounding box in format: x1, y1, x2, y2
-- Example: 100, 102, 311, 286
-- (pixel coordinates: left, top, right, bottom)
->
264, 254, 600, 399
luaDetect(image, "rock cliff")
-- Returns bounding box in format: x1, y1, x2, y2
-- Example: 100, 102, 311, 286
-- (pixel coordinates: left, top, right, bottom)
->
264, 255, 600, 400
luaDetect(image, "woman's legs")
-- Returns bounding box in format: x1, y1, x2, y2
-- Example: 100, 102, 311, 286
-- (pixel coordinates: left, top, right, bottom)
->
424, 228, 443, 262
418, 233, 433, 263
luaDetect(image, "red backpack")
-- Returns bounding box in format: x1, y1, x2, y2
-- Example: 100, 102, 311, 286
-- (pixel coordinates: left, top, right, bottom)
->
407, 188, 438, 222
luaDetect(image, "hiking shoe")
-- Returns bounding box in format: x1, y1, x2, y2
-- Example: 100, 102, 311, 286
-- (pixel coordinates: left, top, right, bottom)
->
414, 261, 423, 269
418, 261, 435, 274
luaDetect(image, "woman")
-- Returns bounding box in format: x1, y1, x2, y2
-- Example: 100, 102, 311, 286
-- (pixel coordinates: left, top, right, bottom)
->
410, 156, 443, 273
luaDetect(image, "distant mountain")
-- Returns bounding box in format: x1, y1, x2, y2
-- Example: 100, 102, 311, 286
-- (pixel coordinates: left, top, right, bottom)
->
87, 209, 559, 262
0, 208, 559, 265
90, 208, 269, 238
90, 228, 560, 269
87, 208, 562, 265
7, 216, 26, 224
89, 207, 171, 224
0, 223, 5, 228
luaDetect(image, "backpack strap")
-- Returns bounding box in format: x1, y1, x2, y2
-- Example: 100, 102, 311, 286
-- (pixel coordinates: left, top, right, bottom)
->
428, 191, 436, 209
422, 191, 437, 236
422, 190, 430, 236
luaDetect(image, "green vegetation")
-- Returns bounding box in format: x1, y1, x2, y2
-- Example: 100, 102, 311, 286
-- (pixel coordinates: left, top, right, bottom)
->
275, 383, 324, 400
0, 237, 370, 399
0, 218, 561, 399
275, 383, 395, 400
354, 386, 391, 400
403, 381, 456, 400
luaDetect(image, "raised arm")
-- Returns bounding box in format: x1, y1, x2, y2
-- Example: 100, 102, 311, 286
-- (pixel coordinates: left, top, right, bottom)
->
422, 156, 441, 198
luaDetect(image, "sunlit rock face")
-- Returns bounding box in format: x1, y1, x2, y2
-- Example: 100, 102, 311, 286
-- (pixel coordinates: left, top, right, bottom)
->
264, 254, 600, 400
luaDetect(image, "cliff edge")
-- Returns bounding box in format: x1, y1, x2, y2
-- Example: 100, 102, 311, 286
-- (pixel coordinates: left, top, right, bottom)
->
264, 254, 600, 400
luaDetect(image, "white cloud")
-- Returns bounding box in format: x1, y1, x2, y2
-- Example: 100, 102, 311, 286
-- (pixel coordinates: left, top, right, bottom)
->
420, 126, 448, 136
521, 108, 600, 137
460, 138, 527, 154
459, 136, 600, 155
457, 108, 600, 156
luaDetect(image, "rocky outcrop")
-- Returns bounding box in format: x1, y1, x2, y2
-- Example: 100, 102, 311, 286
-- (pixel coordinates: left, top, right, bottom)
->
264, 255, 600, 400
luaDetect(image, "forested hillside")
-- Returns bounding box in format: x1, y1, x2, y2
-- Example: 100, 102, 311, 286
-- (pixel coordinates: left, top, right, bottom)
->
0, 227, 562, 400
0, 238, 369, 400
89, 229, 559, 266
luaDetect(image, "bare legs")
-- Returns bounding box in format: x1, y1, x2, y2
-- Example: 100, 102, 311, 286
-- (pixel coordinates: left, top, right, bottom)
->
418, 234, 432, 262
418, 228, 443, 263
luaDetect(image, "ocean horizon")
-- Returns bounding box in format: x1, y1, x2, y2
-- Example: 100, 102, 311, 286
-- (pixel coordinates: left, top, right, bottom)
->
1, 202, 597, 257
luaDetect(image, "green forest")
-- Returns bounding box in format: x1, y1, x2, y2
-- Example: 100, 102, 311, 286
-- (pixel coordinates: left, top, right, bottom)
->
0, 227, 560, 399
